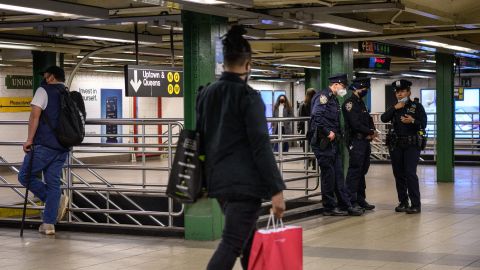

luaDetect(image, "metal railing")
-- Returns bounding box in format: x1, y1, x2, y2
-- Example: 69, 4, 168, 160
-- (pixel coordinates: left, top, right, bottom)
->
371, 112, 480, 160
0, 117, 320, 229
0, 118, 185, 229
268, 117, 321, 204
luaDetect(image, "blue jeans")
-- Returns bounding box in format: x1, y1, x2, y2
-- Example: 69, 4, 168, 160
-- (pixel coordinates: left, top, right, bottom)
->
18, 145, 68, 224
207, 198, 262, 270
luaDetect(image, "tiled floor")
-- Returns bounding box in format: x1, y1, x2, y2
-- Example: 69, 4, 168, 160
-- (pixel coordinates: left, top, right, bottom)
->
0, 164, 480, 270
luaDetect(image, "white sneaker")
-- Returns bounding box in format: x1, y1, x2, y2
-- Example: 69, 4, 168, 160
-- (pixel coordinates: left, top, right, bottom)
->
57, 194, 69, 222
39, 223, 55, 235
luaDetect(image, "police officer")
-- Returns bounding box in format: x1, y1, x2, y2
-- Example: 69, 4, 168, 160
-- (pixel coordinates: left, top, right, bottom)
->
342, 78, 376, 211
381, 80, 427, 214
310, 74, 364, 216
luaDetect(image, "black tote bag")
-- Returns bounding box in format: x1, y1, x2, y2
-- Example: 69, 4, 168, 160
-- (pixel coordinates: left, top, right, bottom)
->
166, 129, 204, 203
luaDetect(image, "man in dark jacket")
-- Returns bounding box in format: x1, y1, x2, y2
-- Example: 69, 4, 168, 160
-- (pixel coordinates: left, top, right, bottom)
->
18, 66, 69, 235
343, 78, 376, 211
310, 74, 364, 216
200, 25, 286, 270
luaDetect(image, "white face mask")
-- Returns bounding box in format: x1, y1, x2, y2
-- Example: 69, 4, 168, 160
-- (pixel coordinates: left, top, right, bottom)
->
337, 88, 348, 97
398, 97, 409, 103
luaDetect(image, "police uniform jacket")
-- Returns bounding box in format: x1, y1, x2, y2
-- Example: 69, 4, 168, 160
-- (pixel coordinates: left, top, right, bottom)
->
380, 99, 427, 136
196, 72, 286, 200
311, 88, 341, 137
342, 94, 375, 137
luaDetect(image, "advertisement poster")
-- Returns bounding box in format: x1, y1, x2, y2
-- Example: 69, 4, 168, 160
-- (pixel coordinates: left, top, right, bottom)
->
421, 88, 479, 138
101, 89, 123, 143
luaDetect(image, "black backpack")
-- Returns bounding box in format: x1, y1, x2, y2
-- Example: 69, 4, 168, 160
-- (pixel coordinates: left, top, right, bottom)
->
43, 86, 86, 148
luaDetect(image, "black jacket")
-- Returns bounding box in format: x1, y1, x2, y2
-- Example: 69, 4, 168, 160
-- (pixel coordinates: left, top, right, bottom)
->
342, 94, 375, 137
196, 72, 286, 200
380, 99, 427, 136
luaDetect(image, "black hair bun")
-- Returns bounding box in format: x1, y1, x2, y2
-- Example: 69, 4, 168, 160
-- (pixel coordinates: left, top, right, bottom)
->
222, 25, 252, 66
227, 25, 247, 38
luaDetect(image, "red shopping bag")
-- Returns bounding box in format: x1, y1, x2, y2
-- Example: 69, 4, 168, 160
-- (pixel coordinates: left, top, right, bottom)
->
248, 216, 303, 270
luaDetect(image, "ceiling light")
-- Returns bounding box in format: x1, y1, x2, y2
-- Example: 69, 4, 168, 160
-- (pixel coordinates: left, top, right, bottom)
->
312, 23, 368, 33
254, 79, 288, 83
0, 63, 13, 67
77, 56, 138, 62
417, 69, 436, 73
250, 74, 275, 78
64, 34, 155, 45
0, 44, 38, 50
357, 70, 388, 75
0, 3, 72, 17
94, 69, 123, 73
401, 73, 432, 79
278, 64, 321, 70
414, 40, 478, 53
182, 0, 226, 4
425, 60, 436, 64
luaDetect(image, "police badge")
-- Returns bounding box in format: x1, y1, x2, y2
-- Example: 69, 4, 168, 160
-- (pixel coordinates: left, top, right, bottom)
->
346, 102, 353, 112
320, 95, 328, 104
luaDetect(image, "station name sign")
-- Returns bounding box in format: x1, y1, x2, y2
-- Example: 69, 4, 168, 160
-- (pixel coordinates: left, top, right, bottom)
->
5, 75, 33, 90
124, 65, 183, 97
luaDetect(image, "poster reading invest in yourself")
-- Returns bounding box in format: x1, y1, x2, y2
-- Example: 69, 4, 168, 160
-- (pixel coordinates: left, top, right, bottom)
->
101, 89, 123, 143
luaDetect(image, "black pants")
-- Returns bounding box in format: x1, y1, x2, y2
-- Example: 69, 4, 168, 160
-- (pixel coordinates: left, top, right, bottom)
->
207, 198, 262, 270
390, 145, 421, 207
346, 139, 371, 205
313, 145, 351, 210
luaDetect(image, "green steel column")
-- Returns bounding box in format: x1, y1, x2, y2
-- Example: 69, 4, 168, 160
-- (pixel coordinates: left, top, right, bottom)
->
32, 51, 57, 92
320, 42, 354, 174
435, 53, 455, 182
305, 68, 321, 91
182, 11, 227, 241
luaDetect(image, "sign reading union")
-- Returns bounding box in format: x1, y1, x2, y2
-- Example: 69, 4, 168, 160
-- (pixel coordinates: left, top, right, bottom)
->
124, 65, 183, 97
5, 75, 33, 90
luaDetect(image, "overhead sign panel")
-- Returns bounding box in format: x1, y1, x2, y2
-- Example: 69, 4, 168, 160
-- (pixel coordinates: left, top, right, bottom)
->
359, 41, 416, 59
124, 65, 183, 97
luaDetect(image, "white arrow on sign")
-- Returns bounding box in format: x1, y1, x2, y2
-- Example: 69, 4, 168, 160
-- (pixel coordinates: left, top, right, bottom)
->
130, 70, 142, 92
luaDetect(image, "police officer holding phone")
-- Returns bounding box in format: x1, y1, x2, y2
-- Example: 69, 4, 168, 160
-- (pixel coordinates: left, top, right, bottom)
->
381, 80, 427, 214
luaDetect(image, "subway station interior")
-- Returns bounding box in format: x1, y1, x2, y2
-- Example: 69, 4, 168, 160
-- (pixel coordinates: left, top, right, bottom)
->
0, 0, 480, 269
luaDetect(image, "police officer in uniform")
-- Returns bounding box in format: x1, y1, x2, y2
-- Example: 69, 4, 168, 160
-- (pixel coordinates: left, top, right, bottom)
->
310, 74, 364, 216
381, 80, 427, 214
342, 78, 376, 211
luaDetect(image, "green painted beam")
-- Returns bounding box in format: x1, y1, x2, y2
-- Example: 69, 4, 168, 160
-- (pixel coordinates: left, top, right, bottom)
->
320, 42, 354, 174
32, 51, 57, 93
435, 53, 455, 182
305, 68, 321, 91
182, 11, 227, 241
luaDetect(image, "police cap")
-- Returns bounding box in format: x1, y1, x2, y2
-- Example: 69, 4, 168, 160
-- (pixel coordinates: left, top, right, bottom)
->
349, 78, 371, 91
328, 73, 348, 86
392, 79, 412, 91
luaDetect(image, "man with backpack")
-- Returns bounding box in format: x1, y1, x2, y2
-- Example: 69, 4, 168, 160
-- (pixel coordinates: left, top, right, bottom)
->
18, 66, 72, 235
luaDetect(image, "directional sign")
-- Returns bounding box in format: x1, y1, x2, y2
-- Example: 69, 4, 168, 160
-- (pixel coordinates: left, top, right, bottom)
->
124, 65, 183, 97
0, 97, 32, 112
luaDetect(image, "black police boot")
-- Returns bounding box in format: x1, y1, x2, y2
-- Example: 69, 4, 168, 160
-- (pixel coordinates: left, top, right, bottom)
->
347, 206, 364, 216
358, 201, 376, 211
323, 207, 348, 216
395, 202, 410, 212
406, 206, 421, 214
